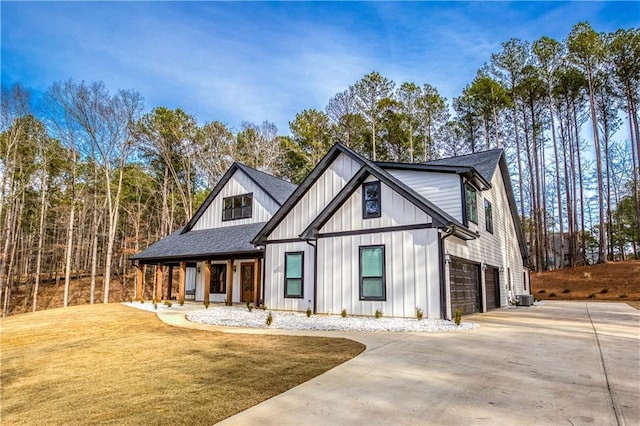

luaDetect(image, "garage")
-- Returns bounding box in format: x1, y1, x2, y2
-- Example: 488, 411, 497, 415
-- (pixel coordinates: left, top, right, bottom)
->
449, 259, 480, 315
484, 266, 500, 310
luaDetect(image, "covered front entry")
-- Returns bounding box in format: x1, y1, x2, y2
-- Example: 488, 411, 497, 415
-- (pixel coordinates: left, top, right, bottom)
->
484, 266, 500, 310
450, 258, 481, 315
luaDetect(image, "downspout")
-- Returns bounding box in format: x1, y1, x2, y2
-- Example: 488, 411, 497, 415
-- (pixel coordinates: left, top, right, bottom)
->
259, 246, 266, 306
305, 239, 318, 314
439, 226, 456, 320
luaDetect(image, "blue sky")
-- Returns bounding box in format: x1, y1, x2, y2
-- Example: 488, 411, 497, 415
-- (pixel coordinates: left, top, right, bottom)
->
2, 1, 638, 134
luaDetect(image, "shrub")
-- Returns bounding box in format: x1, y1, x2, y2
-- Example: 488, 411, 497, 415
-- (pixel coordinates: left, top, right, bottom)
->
600, 288, 608, 294
454, 308, 462, 326
562, 288, 571, 294
534, 296, 541, 302
416, 306, 424, 321
306, 307, 312, 318
375, 309, 383, 319
341, 308, 347, 318
619, 294, 628, 298
164, 300, 173, 307
246, 301, 254, 312
588, 293, 596, 299
549, 293, 557, 297
265, 311, 273, 326
538, 290, 546, 294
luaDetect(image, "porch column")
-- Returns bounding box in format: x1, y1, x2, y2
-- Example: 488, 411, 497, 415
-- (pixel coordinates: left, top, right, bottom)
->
203, 260, 211, 307
178, 261, 186, 305
253, 258, 260, 306
167, 266, 174, 300
155, 263, 164, 302
226, 259, 233, 306
135, 263, 144, 301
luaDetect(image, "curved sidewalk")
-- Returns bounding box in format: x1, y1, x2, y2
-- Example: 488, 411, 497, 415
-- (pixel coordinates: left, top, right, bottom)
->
154, 301, 639, 426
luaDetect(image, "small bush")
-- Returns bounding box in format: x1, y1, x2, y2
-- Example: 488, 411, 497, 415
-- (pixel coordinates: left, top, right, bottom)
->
538, 290, 546, 294
454, 308, 462, 326
164, 300, 173, 307
583, 272, 592, 279
246, 301, 254, 312
619, 294, 628, 298
588, 293, 596, 299
259, 303, 267, 310
600, 288, 608, 294
549, 293, 557, 297
341, 308, 347, 318
562, 288, 571, 294
306, 307, 312, 318
534, 297, 541, 302
416, 306, 424, 321
265, 311, 273, 326
375, 309, 383, 319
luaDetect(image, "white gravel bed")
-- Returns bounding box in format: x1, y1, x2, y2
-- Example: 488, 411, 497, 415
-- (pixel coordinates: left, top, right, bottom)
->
186, 306, 477, 332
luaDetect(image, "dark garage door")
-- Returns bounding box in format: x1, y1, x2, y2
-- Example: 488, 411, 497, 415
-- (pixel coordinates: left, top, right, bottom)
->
484, 266, 500, 310
450, 259, 480, 315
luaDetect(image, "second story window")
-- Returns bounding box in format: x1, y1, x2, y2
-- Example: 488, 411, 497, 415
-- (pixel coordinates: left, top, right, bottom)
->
362, 181, 381, 219
465, 184, 478, 225
222, 193, 253, 221
484, 198, 493, 233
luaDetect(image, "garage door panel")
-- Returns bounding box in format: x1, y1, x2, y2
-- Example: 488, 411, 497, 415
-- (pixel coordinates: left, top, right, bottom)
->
485, 266, 499, 310
450, 260, 480, 315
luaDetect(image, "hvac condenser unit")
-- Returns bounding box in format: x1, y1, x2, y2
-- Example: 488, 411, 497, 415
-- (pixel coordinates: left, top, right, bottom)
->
517, 294, 534, 306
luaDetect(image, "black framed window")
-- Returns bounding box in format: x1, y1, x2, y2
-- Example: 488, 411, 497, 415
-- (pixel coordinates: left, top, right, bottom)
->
362, 181, 381, 219
210, 264, 226, 294
222, 193, 253, 221
465, 184, 478, 225
284, 252, 304, 298
359, 245, 386, 301
484, 198, 493, 233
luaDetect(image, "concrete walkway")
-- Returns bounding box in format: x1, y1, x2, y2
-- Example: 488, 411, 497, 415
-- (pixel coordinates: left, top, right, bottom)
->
155, 301, 640, 426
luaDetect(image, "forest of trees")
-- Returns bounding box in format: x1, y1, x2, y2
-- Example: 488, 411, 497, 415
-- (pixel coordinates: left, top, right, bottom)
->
1, 22, 638, 315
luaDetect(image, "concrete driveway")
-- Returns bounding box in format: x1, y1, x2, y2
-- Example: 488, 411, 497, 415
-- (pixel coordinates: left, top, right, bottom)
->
208, 301, 639, 426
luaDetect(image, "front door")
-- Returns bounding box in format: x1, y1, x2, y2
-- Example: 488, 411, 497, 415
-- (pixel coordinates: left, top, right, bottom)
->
241, 262, 254, 303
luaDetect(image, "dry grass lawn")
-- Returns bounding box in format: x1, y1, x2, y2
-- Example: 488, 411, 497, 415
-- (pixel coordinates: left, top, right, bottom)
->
1, 304, 364, 425
530, 260, 640, 307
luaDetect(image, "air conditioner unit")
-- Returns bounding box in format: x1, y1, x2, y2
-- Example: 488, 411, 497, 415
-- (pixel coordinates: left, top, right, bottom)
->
517, 294, 533, 306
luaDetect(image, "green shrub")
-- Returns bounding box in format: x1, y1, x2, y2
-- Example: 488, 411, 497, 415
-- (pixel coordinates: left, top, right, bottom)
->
375, 309, 383, 319
562, 288, 571, 294
306, 307, 312, 318
341, 308, 347, 318
416, 306, 424, 321
246, 301, 254, 312
454, 308, 462, 326
164, 300, 173, 307
265, 311, 273, 326
600, 288, 608, 294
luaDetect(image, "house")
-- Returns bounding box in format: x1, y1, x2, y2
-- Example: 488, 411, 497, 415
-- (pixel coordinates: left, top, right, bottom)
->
131, 143, 529, 319
130, 162, 297, 306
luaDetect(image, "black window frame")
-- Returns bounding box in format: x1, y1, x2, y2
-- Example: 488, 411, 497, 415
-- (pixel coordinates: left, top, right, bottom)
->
222, 193, 253, 221
484, 198, 493, 234
284, 251, 304, 299
362, 181, 381, 219
359, 245, 386, 301
210, 264, 227, 294
464, 183, 478, 225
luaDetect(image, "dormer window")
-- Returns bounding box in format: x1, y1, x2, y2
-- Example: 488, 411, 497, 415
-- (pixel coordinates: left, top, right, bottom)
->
362, 181, 381, 219
222, 193, 253, 221
464, 184, 478, 225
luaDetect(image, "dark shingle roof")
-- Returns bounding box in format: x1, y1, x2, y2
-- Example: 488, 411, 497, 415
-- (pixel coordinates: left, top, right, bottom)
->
236, 163, 297, 205
131, 222, 266, 262
424, 149, 503, 183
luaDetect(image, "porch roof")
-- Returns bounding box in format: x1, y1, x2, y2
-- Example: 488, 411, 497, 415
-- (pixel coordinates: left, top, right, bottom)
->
130, 222, 266, 264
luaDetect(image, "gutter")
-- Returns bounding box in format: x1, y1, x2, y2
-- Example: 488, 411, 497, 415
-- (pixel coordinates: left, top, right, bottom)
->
439, 226, 456, 320
305, 238, 318, 314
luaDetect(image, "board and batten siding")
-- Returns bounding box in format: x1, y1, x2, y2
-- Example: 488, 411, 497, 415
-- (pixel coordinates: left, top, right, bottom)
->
263, 242, 314, 312
268, 153, 360, 240
191, 170, 280, 230
316, 229, 441, 319
445, 167, 525, 308
386, 170, 463, 222
319, 178, 432, 233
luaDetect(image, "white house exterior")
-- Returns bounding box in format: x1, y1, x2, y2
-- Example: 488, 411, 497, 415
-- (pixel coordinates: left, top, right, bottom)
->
133, 143, 528, 320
